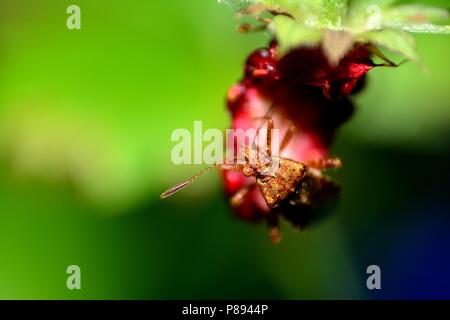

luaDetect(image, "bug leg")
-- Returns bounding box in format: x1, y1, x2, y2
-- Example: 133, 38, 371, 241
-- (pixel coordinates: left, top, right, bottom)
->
298, 188, 312, 206
266, 118, 273, 157
250, 116, 274, 159
306, 158, 342, 170
280, 123, 295, 152
269, 226, 281, 244
230, 183, 256, 208
249, 119, 265, 158
222, 163, 251, 208
267, 214, 281, 244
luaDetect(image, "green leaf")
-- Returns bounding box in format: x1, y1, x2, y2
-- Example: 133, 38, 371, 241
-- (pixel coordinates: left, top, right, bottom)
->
217, 0, 249, 11
221, 0, 450, 62
219, 0, 303, 17
318, 0, 348, 29
346, 0, 397, 32
347, 0, 397, 15
383, 4, 449, 24
270, 15, 322, 54
221, 0, 345, 24
355, 29, 420, 61
382, 22, 450, 34
381, 4, 450, 34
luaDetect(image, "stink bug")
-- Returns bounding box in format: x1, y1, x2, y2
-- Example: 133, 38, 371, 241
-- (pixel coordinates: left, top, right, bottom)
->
160, 118, 308, 210
161, 118, 341, 243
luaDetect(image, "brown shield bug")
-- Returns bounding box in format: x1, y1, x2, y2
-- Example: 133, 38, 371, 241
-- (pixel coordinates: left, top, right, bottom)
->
161, 119, 307, 207
161, 118, 342, 243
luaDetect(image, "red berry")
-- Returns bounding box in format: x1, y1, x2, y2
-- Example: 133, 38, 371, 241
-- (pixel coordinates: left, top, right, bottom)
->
222, 41, 377, 229
244, 47, 279, 80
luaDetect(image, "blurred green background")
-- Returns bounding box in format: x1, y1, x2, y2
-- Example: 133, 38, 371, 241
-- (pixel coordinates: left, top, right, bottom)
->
0, 0, 449, 299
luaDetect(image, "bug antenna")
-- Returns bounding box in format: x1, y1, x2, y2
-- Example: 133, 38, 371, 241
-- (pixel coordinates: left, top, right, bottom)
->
160, 156, 240, 199
160, 166, 217, 199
